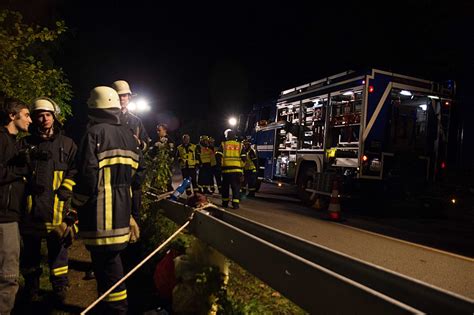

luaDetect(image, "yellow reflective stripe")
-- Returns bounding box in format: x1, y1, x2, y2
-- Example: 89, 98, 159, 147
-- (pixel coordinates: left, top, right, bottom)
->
53, 171, 64, 190
222, 198, 229, 201
52, 171, 64, 226
26, 195, 32, 213
99, 157, 138, 169
104, 168, 112, 230
51, 266, 68, 276
82, 234, 130, 246
222, 169, 243, 174
104, 290, 127, 302
232, 199, 240, 203
61, 178, 76, 191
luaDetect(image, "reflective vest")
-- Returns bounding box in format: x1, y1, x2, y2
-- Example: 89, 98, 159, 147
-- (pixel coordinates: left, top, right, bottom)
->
177, 143, 197, 168
220, 140, 244, 174
244, 148, 257, 172
199, 146, 212, 164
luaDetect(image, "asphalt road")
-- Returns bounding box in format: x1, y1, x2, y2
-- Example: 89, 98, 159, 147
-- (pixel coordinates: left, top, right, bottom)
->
205, 183, 474, 300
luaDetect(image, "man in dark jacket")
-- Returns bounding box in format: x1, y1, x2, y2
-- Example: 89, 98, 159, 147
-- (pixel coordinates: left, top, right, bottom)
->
20, 97, 77, 304
0, 98, 31, 314
73, 86, 144, 314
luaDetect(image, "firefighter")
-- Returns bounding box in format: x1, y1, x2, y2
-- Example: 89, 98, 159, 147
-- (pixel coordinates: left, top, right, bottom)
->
241, 138, 258, 198
112, 79, 150, 220
73, 86, 144, 314
216, 129, 246, 209
176, 134, 198, 195
209, 136, 222, 193
0, 98, 31, 314
196, 135, 213, 194
20, 97, 77, 304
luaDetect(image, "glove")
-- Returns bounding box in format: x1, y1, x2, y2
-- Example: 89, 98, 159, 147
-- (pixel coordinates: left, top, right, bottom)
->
51, 222, 74, 248
129, 216, 140, 243
56, 187, 73, 201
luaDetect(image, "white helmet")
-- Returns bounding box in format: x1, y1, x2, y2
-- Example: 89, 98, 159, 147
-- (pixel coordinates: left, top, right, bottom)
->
32, 97, 61, 116
87, 86, 120, 109
112, 80, 132, 95
224, 128, 233, 139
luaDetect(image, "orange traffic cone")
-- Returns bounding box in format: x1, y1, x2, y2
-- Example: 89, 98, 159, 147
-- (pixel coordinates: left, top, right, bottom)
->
327, 180, 342, 221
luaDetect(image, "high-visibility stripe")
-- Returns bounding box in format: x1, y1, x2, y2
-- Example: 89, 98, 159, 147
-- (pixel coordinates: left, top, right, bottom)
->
104, 289, 127, 302
104, 167, 112, 230
98, 149, 139, 161
82, 234, 130, 246
222, 198, 229, 201
99, 157, 138, 169
222, 169, 243, 174
61, 178, 76, 191
53, 171, 64, 226
51, 266, 68, 276
26, 195, 32, 213
80, 227, 130, 238
232, 199, 240, 203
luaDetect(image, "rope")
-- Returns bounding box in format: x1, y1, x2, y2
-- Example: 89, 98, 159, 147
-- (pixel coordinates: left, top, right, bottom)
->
81, 218, 192, 314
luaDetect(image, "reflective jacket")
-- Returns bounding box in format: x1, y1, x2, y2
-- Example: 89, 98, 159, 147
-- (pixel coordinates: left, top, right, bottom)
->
216, 140, 246, 174
22, 130, 77, 233
243, 147, 257, 172
196, 145, 212, 164
0, 126, 27, 223
74, 108, 145, 251
177, 143, 197, 169
119, 110, 151, 151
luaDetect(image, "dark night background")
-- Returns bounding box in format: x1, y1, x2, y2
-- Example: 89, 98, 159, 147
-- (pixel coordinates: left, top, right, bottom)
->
2, 0, 474, 167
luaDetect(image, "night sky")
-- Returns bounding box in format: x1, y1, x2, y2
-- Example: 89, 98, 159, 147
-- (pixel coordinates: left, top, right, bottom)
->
2, 0, 474, 164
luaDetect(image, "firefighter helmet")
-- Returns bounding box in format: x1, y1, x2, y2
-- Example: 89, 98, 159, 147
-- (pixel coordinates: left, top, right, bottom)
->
32, 97, 61, 116
200, 135, 209, 142
224, 129, 235, 140
87, 86, 120, 109
112, 80, 133, 95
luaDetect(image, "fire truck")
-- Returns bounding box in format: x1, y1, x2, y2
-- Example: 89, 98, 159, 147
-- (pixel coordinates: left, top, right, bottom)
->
242, 69, 455, 204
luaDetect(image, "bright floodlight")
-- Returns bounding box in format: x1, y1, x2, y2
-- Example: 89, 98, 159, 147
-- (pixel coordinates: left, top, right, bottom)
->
128, 101, 137, 111
228, 117, 237, 126
343, 91, 354, 96
400, 90, 412, 96
129, 99, 150, 112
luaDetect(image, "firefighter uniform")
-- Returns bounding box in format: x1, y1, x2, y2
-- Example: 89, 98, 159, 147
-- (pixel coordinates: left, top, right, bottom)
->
216, 133, 246, 209
242, 144, 258, 197
74, 86, 144, 314
177, 142, 198, 195
196, 136, 213, 194
20, 98, 77, 303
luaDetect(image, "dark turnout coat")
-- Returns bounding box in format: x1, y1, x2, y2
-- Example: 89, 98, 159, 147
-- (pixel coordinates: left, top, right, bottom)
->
74, 108, 145, 251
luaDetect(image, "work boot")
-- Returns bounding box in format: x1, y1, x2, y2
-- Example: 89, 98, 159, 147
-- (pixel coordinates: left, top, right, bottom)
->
52, 286, 68, 305
221, 202, 228, 208
232, 202, 239, 209
23, 275, 40, 303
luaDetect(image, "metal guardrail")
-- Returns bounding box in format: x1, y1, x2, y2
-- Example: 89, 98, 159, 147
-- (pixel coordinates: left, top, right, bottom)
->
156, 199, 474, 314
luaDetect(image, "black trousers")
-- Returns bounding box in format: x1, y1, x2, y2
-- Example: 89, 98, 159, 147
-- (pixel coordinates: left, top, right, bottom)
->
21, 232, 69, 293
181, 168, 198, 193
90, 250, 128, 315
221, 172, 241, 205
242, 170, 257, 194
212, 166, 222, 192
198, 163, 213, 193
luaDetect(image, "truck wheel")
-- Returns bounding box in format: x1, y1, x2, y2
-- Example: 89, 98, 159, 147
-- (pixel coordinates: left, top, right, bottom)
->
297, 165, 316, 205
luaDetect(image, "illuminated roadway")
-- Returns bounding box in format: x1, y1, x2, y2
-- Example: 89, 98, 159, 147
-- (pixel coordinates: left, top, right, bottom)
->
206, 183, 474, 300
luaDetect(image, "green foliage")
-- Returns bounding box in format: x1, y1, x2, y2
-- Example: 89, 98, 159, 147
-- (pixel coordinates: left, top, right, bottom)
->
144, 141, 174, 194
0, 10, 72, 119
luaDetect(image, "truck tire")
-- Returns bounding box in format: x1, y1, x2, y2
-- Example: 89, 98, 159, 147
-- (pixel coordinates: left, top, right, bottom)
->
297, 164, 316, 205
